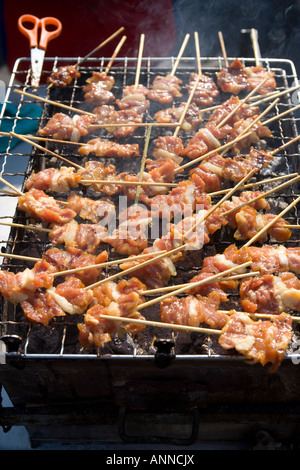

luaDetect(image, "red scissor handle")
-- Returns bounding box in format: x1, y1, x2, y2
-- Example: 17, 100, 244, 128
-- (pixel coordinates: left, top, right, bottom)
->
18, 14, 62, 49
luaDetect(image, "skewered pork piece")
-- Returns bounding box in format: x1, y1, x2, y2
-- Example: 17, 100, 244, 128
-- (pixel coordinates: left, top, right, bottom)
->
49, 219, 108, 254
181, 122, 232, 160
188, 243, 300, 301
0, 247, 108, 308
20, 290, 66, 326
208, 95, 260, 126
154, 101, 203, 131
49, 276, 94, 315
188, 244, 248, 301
83, 72, 115, 106
78, 138, 139, 158
49, 204, 152, 256
233, 206, 291, 242
18, 189, 77, 224
20, 276, 94, 325
182, 116, 271, 160
160, 291, 228, 329
43, 246, 108, 285
233, 245, 300, 275
93, 105, 143, 138
217, 59, 276, 95
240, 272, 300, 315
148, 157, 268, 220
116, 84, 150, 115
78, 277, 147, 348
37, 104, 143, 142
149, 171, 211, 219
119, 211, 210, 288
38, 113, 94, 142
244, 65, 277, 95
218, 311, 292, 372
77, 158, 177, 203
188, 241, 297, 304
66, 192, 115, 225
47, 65, 81, 87
190, 147, 273, 192
102, 205, 152, 255
226, 116, 272, 154
186, 72, 219, 106
24, 142, 273, 204
151, 135, 184, 165
148, 74, 183, 104
217, 59, 250, 95
0, 258, 55, 305
25, 167, 81, 193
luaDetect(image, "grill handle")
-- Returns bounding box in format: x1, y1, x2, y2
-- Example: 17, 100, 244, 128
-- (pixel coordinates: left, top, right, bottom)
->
154, 339, 175, 368
239, 28, 261, 63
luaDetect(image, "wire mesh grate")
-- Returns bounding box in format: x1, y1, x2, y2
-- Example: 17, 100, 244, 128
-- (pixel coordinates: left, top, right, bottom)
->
0, 55, 299, 361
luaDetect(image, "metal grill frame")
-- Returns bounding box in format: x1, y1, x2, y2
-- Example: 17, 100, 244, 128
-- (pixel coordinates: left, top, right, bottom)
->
0, 54, 300, 368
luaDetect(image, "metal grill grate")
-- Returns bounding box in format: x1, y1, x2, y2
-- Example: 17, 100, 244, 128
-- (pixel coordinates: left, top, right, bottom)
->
0, 55, 299, 363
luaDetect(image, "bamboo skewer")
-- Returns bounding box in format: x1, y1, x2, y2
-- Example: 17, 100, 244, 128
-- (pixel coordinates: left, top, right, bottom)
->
104, 35, 127, 75
170, 34, 190, 76
218, 31, 228, 68
0, 131, 83, 147
249, 84, 300, 106
135, 125, 153, 204
75, 27, 125, 67
208, 172, 299, 197
13, 89, 96, 117
134, 34, 145, 88
88, 122, 182, 130
0, 245, 167, 270
173, 73, 201, 136
263, 102, 300, 127
98, 307, 300, 336
251, 28, 261, 66
194, 32, 201, 75
98, 314, 222, 335
0, 252, 41, 262
219, 309, 300, 322
0, 220, 50, 233
79, 179, 177, 187
9, 131, 84, 170
0, 176, 23, 196
143, 271, 260, 295
136, 261, 252, 311
52, 250, 168, 277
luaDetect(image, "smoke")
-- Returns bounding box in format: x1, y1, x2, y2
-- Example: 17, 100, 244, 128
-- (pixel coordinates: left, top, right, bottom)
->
172, 0, 298, 66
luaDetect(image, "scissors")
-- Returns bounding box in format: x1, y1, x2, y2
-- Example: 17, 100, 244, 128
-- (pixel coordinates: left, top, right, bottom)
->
18, 14, 62, 88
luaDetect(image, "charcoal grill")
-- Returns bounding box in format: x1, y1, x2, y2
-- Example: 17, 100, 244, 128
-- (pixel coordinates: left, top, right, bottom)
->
0, 52, 300, 449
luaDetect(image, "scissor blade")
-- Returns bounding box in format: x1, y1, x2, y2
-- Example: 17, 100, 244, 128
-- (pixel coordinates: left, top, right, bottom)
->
30, 47, 45, 88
